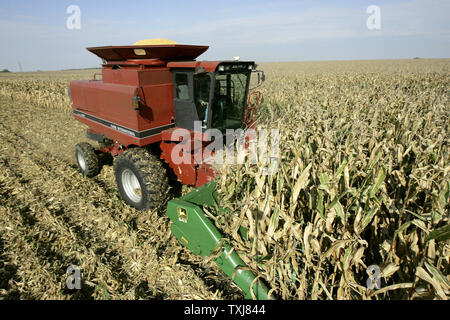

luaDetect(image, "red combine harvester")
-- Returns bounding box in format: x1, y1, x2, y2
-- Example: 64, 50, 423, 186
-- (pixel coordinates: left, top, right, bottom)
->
70, 42, 264, 209
69, 41, 271, 299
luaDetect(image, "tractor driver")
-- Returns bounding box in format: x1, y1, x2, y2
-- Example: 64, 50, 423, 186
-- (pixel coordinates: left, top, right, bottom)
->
194, 74, 211, 125
211, 80, 227, 128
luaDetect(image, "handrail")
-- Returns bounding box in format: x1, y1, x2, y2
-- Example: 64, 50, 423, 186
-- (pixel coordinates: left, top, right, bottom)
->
244, 90, 262, 126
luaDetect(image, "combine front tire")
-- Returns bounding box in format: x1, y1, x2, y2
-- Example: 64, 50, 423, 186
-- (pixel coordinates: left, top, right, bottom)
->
75, 142, 100, 177
114, 148, 169, 211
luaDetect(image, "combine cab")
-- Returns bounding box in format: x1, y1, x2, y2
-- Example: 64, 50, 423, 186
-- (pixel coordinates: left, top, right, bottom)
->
69, 40, 269, 299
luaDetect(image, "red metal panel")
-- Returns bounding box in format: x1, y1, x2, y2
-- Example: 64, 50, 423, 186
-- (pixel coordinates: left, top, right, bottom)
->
159, 127, 217, 186
167, 61, 221, 72
138, 68, 172, 85
104, 59, 166, 67
196, 164, 216, 187
138, 84, 174, 130
137, 68, 174, 132
87, 44, 208, 62
161, 127, 210, 142
102, 69, 140, 85
166, 61, 201, 70
70, 82, 87, 110
70, 63, 177, 149
160, 140, 197, 186
74, 114, 163, 147
71, 67, 175, 130
71, 80, 138, 128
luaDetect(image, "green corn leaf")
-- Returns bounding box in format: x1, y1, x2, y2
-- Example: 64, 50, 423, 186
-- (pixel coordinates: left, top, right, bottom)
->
227, 181, 235, 195
426, 224, 450, 242
268, 206, 280, 237
368, 150, 383, 171
394, 219, 428, 238
424, 260, 450, 288
360, 205, 379, 232
333, 157, 348, 181
343, 243, 354, 273
315, 189, 325, 219
329, 198, 345, 223
369, 167, 386, 198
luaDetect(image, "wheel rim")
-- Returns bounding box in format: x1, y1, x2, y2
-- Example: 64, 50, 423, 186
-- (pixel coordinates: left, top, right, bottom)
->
77, 151, 86, 171
121, 169, 142, 203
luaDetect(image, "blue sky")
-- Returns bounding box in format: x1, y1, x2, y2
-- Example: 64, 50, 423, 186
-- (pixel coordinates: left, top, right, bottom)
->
0, 0, 449, 71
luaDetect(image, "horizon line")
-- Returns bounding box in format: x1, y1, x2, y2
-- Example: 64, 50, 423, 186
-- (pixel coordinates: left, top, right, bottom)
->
3, 57, 450, 73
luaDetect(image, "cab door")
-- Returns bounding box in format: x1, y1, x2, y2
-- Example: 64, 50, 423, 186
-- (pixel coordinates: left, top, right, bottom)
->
172, 70, 198, 131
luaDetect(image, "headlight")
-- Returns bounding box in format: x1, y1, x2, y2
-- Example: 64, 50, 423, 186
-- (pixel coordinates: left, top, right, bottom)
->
218, 65, 225, 72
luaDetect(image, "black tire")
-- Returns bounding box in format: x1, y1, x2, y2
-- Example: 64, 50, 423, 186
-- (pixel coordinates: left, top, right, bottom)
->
114, 148, 169, 211
75, 142, 100, 177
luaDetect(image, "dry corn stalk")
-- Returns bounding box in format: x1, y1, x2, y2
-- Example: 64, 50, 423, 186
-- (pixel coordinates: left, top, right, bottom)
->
214, 68, 449, 300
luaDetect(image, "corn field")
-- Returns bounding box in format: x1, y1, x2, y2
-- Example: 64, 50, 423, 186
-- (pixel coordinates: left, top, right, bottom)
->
0, 59, 449, 300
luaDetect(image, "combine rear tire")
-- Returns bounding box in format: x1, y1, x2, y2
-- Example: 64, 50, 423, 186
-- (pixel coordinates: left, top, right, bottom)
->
75, 142, 100, 177
114, 148, 169, 211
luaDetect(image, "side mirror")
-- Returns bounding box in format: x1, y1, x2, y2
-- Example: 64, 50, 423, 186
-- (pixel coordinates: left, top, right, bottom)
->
254, 70, 266, 88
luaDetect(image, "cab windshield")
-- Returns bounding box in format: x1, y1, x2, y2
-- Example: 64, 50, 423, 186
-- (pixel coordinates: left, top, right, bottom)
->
211, 72, 250, 131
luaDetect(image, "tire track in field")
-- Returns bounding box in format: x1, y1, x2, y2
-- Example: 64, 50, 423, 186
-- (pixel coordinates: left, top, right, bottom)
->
0, 230, 22, 299
0, 212, 65, 299
0, 126, 157, 298
0, 92, 242, 300
0, 120, 238, 299
0, 94, 237, 299
0, 184, 67, 299
0, 152, 129, 299
0, 116, 220, 299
